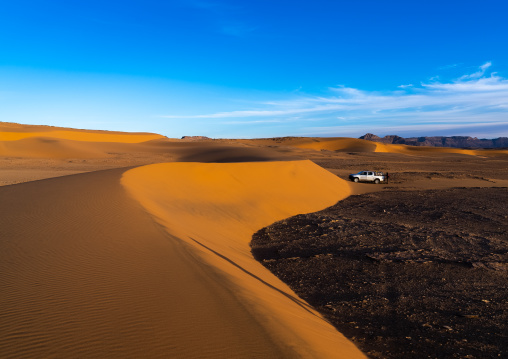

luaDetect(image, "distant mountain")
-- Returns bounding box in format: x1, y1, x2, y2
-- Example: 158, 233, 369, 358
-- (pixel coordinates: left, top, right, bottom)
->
359, 133, 508, 149
180, 136, 212, 141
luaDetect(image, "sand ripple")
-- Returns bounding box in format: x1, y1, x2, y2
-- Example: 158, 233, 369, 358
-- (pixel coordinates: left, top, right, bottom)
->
122, 160, 365, 358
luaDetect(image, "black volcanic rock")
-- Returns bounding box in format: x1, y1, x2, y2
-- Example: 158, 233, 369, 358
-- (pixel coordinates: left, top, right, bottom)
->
251, 188, 508, 359
494, 137, 508, 147
359, 133, 381, 141
360, 134, 508, 149
383, 135, 406, 144
180, 136, 212, 140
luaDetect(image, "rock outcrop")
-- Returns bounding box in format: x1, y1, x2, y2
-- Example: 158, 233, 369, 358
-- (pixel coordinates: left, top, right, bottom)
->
359, 133, 508, 148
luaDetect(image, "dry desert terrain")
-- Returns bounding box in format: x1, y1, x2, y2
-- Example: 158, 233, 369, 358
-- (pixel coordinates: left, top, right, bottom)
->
1, 122, 507, 358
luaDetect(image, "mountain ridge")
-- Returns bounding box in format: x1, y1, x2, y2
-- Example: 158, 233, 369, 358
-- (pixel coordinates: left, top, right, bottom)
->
359, 133, 508, 148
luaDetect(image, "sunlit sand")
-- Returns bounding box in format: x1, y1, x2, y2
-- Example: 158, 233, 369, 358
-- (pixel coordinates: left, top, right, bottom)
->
1, 122, 507, 358
0, 123, 365, 358
122, 161, 360, 358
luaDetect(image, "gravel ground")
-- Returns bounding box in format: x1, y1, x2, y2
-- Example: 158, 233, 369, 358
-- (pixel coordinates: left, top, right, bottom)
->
252, 187, 508, 358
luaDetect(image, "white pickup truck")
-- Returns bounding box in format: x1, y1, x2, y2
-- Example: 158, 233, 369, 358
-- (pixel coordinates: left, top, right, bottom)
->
349, 171, 386, 184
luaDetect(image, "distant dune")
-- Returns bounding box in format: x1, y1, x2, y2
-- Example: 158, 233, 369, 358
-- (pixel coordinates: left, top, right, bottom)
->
293, 138, 378, 152
0, 121, 164, 138
2, 122, 506, 160
2, 122, 507, 358
240, 136, 508, 157
248, 136, 508, 157
235, 137, 377, 153
0, 122, 168, 158
0, 122, 365, 358
373, 142, 508, 157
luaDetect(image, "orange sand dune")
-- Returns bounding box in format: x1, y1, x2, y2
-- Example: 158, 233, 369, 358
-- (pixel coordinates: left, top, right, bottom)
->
477, 149, 508, 156
1, 121, 164, 140
374, 142, 508, 157
1, 122, 296, 161
235, 137, 377, 153
0, 129, 165, 143
0, 122, 167, 158
0, 137, 112, 158
0, 136, 183, 159
282, 136, 508, 157
0, 138, 293, 160
122, 160, 365, 358
0, 168, 289, 358
175, 143, 292, 162
292, 138, 378, 152
0, 161, 364, 358
374, 142, 478, 155
243, 136, 508, 157
287, 137, 508, 157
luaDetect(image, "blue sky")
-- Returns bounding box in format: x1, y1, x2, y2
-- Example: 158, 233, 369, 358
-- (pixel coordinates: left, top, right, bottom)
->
1, 0, 507, 138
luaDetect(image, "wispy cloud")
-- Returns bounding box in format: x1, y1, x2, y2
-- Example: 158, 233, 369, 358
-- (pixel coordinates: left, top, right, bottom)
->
459, 61, 492, 80
161, 63, 508, 138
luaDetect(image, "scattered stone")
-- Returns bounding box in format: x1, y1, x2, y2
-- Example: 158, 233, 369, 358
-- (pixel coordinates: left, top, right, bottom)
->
251, 187, 508, 359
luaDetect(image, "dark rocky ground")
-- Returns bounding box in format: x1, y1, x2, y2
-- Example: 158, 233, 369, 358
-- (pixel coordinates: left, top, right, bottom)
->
310, 151, 508, 184
251, 187, 508, 358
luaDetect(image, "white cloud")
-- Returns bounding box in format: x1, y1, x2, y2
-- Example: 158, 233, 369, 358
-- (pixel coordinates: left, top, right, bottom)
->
304, 121, 508, 138
221, 118, 286, 125
161, 62, 508, 138
459, 61, 492, 80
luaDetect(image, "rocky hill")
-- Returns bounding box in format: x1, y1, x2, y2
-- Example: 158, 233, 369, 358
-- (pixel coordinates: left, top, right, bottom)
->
180, 136, 212, 141
360, 133, 508, 148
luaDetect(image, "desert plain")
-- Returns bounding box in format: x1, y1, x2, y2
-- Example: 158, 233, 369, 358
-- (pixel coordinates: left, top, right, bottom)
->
1, 121, 507, 358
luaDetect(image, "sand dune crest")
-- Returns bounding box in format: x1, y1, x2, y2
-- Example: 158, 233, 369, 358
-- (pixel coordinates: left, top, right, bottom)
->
293, 138, 377, 152
0, 168, 294, 358
0, 122, 165, 143
122, 160, 365, 358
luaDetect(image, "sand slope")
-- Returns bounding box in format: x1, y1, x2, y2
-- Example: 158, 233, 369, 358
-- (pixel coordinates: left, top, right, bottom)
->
249, 136, 508, 157
122, 160, 365, 358
0, 122, 297, 162
374, 142, 477, 155
0, 137, 112, 158
0, 122, 165, 142
0, 137, 182, 159
0, 122, 167, 159
0, 130, 164, 143
0, 168, 296, 358
0, 161, 364, 358
374, 142, 508, 157
1, 121, 506, 359
293, 138, 377, 152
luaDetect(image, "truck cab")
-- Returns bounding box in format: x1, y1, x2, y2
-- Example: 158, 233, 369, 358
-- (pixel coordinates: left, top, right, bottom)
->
349, 171, 385, 184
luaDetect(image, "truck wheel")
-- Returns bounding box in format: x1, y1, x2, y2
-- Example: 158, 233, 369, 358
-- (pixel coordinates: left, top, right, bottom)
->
374, 179, 380, 184
354, 178, 359, 183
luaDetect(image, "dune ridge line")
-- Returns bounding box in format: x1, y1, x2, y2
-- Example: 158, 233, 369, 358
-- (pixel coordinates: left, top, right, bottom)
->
0, 167, 300, 358
291, 137, 508, 157
0, 129, 164, 143
121, 160, 366, 358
